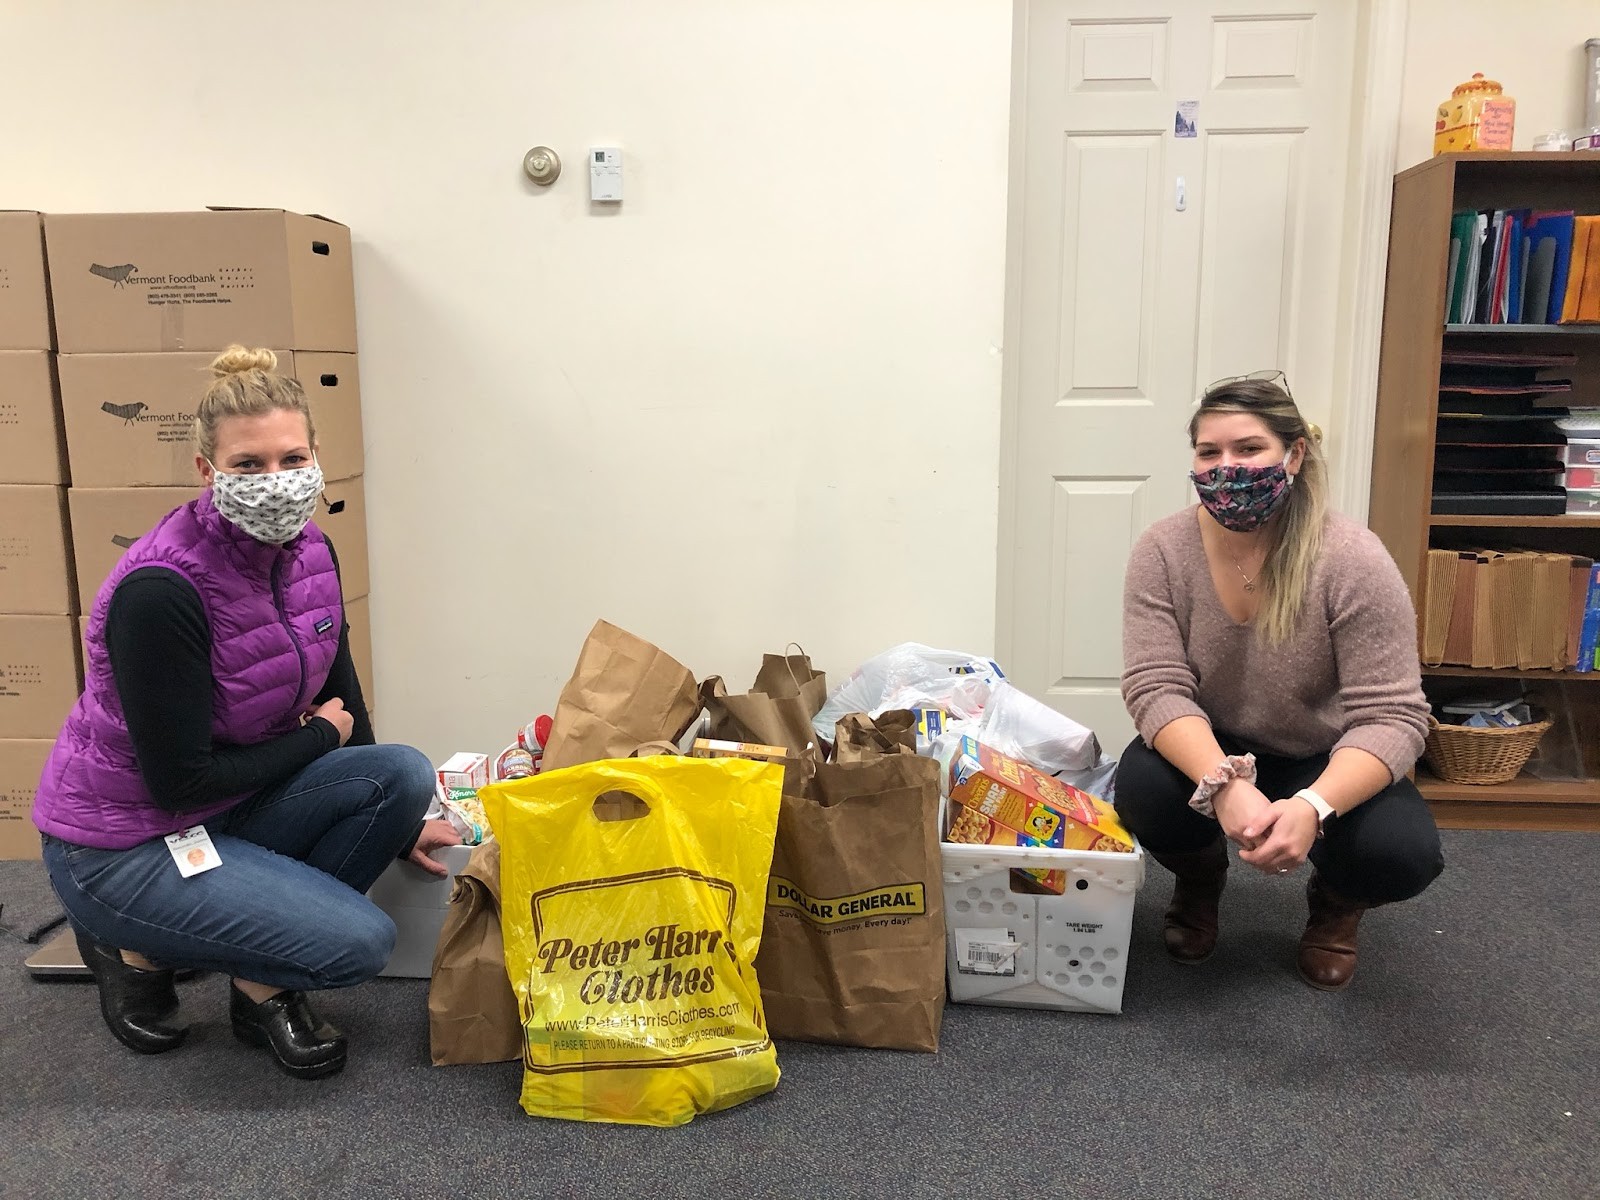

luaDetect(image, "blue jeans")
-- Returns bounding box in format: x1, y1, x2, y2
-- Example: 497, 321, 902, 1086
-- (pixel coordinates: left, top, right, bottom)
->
41, 745, 435, 991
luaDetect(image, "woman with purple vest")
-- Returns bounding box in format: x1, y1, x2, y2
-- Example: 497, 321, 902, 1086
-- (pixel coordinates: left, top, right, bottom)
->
33, 346, 455, 1080
1114, 373, 1443, 991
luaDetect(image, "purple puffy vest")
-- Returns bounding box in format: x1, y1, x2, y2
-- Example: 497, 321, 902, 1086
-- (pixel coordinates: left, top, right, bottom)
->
33, 489, 343, 849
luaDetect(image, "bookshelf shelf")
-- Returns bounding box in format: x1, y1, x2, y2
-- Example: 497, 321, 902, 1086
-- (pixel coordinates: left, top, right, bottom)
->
1429, 514, 1600, 528
1442, 323, 1600, 334
1372, 153, 1600, 832
1422, 665, 1600, 681
1416, 770, 1599, 805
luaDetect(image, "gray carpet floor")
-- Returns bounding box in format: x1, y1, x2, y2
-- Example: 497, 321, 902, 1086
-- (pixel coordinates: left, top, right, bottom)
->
3, 829, 1595, 1200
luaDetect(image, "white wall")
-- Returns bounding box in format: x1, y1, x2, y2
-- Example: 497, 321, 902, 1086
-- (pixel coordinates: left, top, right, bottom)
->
6, 2, 1015, 758
1397, 2, 1597, 168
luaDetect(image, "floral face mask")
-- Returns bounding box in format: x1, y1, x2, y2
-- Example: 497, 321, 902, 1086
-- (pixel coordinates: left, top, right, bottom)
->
1190, 452, 1293, 532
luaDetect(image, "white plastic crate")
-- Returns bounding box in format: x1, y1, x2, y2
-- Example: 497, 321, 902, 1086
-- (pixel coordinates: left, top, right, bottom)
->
368, 843, 476, 978
942, 838, 1144, 1014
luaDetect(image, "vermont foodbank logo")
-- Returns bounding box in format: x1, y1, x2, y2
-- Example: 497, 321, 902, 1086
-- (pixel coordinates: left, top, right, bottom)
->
99, 401, 193, 428
88, 263, 217, 289
537, 922, 734, 1006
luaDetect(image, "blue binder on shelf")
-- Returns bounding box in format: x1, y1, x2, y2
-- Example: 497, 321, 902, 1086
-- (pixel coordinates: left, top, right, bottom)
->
1526, 211, 1576, 326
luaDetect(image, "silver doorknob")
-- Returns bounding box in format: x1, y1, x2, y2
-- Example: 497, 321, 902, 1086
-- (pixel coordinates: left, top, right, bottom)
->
523, 147, 561, 185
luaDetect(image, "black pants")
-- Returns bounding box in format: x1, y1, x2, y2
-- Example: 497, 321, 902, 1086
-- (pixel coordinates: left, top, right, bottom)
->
1113, 735, 1444, 906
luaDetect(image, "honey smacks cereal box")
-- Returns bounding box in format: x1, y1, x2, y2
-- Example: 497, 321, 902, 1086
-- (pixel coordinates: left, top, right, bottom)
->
945, 736, 1133, 854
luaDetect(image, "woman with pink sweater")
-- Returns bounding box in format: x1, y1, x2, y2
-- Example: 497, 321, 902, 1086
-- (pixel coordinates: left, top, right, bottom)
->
1114, 373, 1440, 991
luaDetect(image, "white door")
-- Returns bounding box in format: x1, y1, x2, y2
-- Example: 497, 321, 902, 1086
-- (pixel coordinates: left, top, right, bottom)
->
998, 0, 1358, 752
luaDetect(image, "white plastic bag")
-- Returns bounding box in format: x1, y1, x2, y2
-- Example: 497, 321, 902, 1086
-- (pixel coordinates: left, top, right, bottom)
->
812, 643, 1006, 744
976, 681, 1101, 775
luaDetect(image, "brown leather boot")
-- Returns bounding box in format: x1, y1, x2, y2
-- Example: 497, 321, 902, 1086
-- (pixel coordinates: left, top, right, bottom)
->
1299, 874, 1369, 991
1150, 840, 1229, 963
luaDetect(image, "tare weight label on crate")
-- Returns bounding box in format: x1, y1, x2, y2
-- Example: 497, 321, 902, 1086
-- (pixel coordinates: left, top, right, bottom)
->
953, 929, 1020, 976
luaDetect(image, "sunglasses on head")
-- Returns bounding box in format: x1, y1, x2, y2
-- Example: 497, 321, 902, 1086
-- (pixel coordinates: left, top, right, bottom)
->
1205, 368, 1293, 401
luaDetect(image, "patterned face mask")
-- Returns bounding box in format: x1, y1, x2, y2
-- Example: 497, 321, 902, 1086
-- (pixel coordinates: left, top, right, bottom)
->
1190, 452, 1293, 533
208, 459, 325, 545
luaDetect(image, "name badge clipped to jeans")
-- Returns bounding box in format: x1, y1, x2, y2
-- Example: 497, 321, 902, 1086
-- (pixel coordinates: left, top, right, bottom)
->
165, 826, 222, 877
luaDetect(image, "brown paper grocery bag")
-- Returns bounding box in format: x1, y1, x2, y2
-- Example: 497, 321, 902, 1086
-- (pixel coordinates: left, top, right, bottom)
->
755, 721, 946, 1052
703, 647, 827, 755
832, 709, 916, 762
541, 620, 700, 772
428, 839, 522, 1066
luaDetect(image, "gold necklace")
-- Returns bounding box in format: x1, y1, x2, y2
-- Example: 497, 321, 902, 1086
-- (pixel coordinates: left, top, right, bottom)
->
1222, 553, 1260, 595
1228, 552, 1262, 592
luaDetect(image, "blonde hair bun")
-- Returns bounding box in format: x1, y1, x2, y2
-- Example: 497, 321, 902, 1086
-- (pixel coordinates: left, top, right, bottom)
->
210, 345, 278, 377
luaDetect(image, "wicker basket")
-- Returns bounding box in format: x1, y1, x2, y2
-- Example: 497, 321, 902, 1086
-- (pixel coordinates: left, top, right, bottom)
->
1423, 714, 1551, 785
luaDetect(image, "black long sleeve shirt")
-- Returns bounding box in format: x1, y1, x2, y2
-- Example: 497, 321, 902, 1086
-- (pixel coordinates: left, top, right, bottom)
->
105, 558, 374, 816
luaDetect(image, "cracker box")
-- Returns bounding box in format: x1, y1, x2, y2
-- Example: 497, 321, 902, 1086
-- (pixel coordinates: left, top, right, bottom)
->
946, 736, 1133, 854
437, 752, 489, 791
690, 737, 790, 764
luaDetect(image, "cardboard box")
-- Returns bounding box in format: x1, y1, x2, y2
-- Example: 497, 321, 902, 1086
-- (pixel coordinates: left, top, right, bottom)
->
44, 209, 357, 354
0, 212, 52, 351
0, 738, 50, 860
947, 736, 1133, 854
68, 478, 365, 610
0, 351, 67, 485
67, 486, 195, 611
0, 615, 81, 740
0, 485, 76, 615
345, 594, 373, 702
368, 843, 476, 977
320, 476, 369, 599
57, 350, 364, 487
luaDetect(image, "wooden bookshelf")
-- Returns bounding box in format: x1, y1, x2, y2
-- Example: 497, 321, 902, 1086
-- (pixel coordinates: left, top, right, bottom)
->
1422, 665, 1600, 681
1372, 153, 1600, 832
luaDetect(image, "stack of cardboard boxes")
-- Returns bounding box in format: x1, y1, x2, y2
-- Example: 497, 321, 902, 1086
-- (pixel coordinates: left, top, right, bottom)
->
0, 209, 377, 860
1, 213, 76, 860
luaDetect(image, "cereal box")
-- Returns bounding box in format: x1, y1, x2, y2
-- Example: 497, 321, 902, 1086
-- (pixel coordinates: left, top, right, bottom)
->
946, 736, 1133, 854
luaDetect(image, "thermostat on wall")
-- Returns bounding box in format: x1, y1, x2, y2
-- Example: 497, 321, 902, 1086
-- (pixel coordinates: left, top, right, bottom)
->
590, 147, 622, 202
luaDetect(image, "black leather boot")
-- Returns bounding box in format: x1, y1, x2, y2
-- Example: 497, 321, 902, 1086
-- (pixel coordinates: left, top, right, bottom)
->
73, 929, 188, 1055
230, 985, 347, 1079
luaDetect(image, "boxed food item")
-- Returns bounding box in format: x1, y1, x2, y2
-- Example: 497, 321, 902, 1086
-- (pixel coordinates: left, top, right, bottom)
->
0, 352, 67, 485
0, 485, 76, 615
946, 736, 1132, 854
44, 209, 356, 354
438, 752, 489, 791
56, 350, 364, 487
0, 738, 51, 860
0, 615, 82, 739
0, 212, 52, 351
690, 737, 790, 763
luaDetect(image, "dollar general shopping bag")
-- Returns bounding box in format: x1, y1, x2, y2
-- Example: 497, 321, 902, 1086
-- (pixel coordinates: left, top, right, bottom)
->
757, 723, 946, 1051
479, 755, 783, 1126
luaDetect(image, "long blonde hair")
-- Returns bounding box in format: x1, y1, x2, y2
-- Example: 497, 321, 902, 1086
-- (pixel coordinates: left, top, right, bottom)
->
1189, 378, 1327, 646
195, 346, 315, 462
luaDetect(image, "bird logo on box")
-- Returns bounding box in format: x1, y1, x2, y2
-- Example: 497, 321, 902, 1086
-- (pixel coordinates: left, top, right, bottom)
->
88, 263, 138, 288
101, 401, 149, 426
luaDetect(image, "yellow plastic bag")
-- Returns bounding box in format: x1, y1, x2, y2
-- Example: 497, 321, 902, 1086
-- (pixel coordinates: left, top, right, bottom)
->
479, 755, 783, 1126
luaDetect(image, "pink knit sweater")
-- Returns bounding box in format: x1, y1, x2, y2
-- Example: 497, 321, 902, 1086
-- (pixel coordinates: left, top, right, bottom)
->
1120, 507, 1428, 780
